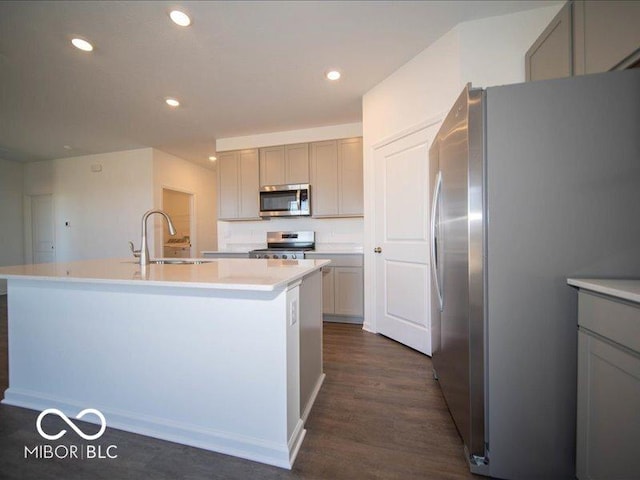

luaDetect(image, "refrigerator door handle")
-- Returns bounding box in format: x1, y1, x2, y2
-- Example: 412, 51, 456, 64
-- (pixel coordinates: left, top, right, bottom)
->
430, 171, 443, 311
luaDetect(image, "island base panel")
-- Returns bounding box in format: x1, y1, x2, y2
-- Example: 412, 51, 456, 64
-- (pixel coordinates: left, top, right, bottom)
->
2, 279, 319, 469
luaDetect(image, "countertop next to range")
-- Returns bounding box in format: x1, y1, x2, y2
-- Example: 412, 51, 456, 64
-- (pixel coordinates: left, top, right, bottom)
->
568, 278, 640, 304
0, 258, 329, 292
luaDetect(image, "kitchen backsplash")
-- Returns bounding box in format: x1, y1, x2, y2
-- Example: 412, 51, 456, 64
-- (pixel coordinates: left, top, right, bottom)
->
217, 217, 363, 251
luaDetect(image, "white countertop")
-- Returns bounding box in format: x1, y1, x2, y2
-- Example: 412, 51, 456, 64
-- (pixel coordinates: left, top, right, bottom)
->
202, 245, 364, 255
0, 258, 329, 292
201, 250, 249, 255
311, 244, 363, 254
568, 278, 640, 304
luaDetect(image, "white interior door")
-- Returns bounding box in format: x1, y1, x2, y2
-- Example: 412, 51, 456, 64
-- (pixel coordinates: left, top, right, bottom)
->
373, 124, 439, 355
32, 194, 55, 264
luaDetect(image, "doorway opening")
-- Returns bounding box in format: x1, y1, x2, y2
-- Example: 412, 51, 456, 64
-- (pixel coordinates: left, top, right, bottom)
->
162, 188, 194, 258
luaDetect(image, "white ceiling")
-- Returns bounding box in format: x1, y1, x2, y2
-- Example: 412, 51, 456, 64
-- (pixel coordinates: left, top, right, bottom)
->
0, 0, 558, 168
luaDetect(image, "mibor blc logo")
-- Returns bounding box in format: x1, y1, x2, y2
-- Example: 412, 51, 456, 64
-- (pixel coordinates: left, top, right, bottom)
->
37, 408, 107, 440
24, 408, 118, 460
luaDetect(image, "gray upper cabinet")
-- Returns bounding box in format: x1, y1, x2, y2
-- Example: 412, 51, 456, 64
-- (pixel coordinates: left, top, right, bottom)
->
259, 143, 309, 186
259, 146, 285, 186
525, 2, 572, 81
218, 137, 360, 220
526, 1, 640, 82
337, 138, 364, 217
217, 149, 260, 221
573, 0, 640, 74
310, 137, 363, 218
218, 151, 240, 220
310, 140, 339, 216
285, 143, 310, 184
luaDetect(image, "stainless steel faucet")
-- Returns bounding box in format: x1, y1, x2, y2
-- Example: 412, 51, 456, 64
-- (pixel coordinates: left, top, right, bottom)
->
129, 209, 177, 265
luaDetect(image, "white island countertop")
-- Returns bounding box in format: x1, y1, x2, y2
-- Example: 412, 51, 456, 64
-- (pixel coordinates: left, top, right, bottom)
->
0, 257, 330, 292
568, 278, 640, 304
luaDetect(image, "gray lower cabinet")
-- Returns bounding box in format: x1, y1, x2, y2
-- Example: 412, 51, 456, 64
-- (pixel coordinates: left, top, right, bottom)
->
306, 253, 363, 323
576, 290, 640, 479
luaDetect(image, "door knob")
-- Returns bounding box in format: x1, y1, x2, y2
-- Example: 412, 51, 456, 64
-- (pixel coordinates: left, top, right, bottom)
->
374, 247, 382, 253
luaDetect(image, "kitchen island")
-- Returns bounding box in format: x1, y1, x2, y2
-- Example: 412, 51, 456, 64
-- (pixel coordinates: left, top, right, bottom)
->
0, 257, 328, 468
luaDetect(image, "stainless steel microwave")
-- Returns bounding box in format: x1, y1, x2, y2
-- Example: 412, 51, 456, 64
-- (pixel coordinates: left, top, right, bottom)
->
259, 184, 310, 217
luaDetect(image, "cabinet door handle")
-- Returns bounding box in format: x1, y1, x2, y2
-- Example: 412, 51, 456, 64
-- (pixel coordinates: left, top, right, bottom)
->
374, 247, 382, 253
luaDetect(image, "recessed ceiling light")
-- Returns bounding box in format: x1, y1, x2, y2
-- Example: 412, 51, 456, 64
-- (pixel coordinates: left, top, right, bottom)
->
63, 145, 73, 150
169, 10, 191, 27
208, 156, 217, 161
326, 70, 341, 81
165, 97, 180, 108
71, 38, 93, 52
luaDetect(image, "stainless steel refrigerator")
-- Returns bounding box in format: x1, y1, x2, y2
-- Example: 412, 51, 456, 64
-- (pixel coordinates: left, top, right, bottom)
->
429, 69, 640, 480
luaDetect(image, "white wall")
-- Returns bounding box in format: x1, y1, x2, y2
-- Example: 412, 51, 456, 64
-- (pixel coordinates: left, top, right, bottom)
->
20, 148, 216, 264
152, 149, 217, 256
216, 122, 362, 152
0, 158, 25, 293
24, 160, 54, 196
363, 28, 462, 146
362, 4, 561, 145
458, 5, 564, 88
162, 189, 191, 239
54, 149, 154, 261
22, 149, 155, 263
217, 217, 363, 251
215, 124, 365, 250
362, 5, 563, 330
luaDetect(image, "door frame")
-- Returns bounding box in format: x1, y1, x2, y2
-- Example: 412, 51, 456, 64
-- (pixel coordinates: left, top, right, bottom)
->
363, 114, 444, 334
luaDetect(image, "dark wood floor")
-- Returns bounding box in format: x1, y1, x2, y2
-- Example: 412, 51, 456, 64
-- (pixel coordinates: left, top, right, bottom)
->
0, 294, 478, 479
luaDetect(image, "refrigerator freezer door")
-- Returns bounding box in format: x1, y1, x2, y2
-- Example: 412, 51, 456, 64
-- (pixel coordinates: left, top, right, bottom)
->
430, 85, 486, 463
484, 69, 640, 479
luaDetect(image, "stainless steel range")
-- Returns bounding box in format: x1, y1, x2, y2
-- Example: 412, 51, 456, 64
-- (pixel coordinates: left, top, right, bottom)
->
249, 231, 315, 259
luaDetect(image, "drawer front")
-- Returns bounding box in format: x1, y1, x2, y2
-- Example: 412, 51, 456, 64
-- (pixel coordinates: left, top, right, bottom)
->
579, 292, 640, 353
305, 253, 362, 268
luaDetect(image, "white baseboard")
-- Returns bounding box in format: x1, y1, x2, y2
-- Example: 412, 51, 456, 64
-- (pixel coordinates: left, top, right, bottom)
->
301, 373, 325, 423
3, 388, 296, 469
362, 321, 376, 333
324, 315, 363, 324
287, 419, 306, 467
